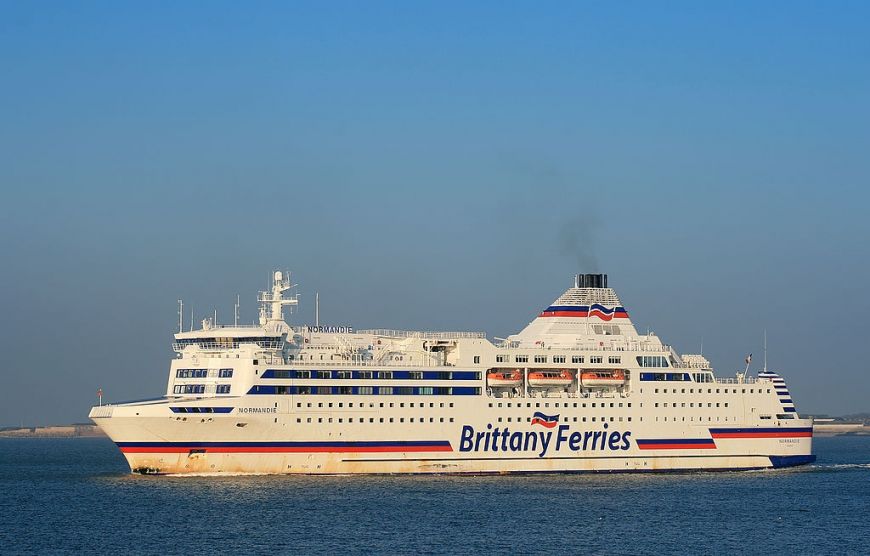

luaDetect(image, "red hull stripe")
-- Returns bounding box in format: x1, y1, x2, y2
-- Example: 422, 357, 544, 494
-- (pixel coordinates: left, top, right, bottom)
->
636, 438, 717, 450
636, 444, 717, 450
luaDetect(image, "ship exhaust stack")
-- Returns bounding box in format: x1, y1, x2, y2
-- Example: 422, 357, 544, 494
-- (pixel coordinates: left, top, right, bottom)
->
575, 273, 607, 289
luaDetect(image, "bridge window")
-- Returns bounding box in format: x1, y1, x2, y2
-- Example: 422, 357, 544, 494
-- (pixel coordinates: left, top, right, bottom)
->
216, 385, 231, 394
637, 356, 669, 368
572, 356, 585, 364
174, 384, 205, 394
176, 368, 208, 378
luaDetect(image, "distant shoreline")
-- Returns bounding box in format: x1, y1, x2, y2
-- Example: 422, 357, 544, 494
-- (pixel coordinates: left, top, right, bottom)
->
812, 423, 870, 436
0, 425, 106, 438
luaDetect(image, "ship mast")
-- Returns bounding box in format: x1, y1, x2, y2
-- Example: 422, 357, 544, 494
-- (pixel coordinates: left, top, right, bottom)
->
258, 271, 298, 325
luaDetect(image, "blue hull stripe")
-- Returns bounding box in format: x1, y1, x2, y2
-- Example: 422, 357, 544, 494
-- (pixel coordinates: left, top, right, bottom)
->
710, 427, 812, 434
769, 455, 816, 468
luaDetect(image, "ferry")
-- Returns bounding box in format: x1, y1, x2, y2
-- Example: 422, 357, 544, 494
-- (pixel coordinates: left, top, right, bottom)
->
89, 271, 814, 474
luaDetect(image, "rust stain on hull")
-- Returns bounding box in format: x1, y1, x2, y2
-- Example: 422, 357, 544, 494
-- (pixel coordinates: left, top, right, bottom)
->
121, 451, 803, 476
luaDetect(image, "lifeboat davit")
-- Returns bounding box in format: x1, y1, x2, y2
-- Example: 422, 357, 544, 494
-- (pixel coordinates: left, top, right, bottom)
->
580, 369, 626, 387
527, 370, 573, 388
487, 370, 523, 388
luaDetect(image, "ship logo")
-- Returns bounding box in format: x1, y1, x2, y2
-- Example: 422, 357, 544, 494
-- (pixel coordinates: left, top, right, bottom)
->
539, 304, 629, 320
588, 304, 620, 321
531, 412, 559, 428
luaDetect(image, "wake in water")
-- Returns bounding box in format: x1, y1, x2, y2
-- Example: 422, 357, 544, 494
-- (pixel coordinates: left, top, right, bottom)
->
810, 463, 870, 470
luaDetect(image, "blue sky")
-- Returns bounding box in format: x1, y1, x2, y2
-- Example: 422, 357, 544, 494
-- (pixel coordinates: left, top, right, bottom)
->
1, 2, 868, 425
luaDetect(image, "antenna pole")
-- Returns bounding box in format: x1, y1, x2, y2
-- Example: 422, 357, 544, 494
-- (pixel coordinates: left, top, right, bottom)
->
763, 329, 767, 372
178, 300, 183, 333
234, 294, 240, 326
214, 308, 217, 326
189, 308, 194, 331
316, 292, 320, 327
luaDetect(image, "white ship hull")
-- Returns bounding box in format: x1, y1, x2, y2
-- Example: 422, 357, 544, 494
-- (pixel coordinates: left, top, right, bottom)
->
90, 394, 814, 475
90, 271, 814, 475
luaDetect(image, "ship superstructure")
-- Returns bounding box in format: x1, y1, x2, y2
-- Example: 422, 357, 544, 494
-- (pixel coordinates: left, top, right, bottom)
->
90, 271, 814, 474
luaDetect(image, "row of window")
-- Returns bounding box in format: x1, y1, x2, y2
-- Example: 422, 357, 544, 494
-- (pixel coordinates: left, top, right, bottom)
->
177, 369, 208, 378
637, 356, 670, 368
290, 354, 385, 362
174, 337, 283, 350
650, 387, 772, 395
296, 401, 455, 409
494, 355, 620, 364
249, 385, 481, 396
655, 416, 735, 422
640, 372, 691, 381
261, 370, 480, 380
174, 384, 205, 394
490, 401, 633, 409
655, 402, 729, 409
172, 384, 232, 394
282, 414, 784, 425
292, 416, 455, 425
175, 368, 234, 379
169, 406, 232, 413
496, 415, 634, 424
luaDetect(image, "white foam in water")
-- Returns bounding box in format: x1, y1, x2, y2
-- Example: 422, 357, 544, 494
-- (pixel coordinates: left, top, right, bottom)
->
813, 463, 870, 470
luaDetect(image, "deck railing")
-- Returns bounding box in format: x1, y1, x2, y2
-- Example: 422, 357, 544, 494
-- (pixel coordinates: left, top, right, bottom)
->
357, 329, 486, 340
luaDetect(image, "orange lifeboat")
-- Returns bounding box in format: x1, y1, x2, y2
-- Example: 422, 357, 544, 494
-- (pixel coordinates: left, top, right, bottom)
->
580, 369, 626, 388
487, 370, 523, 388
527, 370, 573, 388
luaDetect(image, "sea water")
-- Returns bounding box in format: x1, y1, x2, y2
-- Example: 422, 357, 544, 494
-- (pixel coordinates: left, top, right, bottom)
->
0, 436, 867, 555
